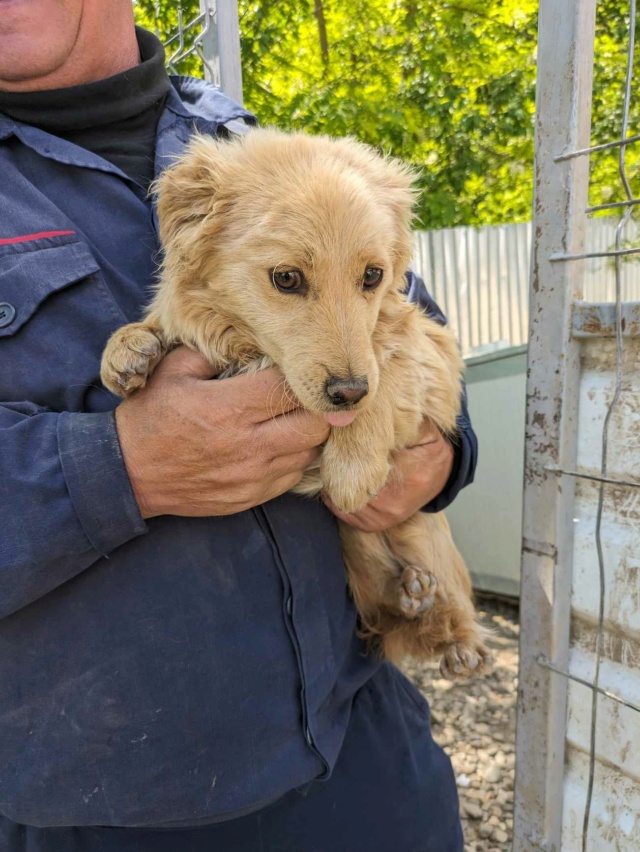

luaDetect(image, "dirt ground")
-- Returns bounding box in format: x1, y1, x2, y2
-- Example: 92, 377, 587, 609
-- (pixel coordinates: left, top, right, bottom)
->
402, 597, 519, 851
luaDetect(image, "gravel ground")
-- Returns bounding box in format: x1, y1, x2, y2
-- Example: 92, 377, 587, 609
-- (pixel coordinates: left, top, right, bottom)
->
402, 598, 520, 851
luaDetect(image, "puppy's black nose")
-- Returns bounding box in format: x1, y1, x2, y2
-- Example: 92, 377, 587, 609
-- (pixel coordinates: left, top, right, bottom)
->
325, 375, 369, 406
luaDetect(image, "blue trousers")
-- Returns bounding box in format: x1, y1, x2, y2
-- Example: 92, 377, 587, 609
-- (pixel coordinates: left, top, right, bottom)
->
0, 666, 463, 852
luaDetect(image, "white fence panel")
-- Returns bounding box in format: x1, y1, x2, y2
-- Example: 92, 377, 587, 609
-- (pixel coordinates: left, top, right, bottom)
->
413, 219, 640, 357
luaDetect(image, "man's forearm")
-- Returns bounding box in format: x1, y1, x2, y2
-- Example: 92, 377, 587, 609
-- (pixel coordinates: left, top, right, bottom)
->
0, 404, 147, 619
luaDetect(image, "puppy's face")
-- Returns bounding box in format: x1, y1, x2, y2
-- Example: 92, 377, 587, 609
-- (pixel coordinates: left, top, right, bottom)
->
214, 173, 406, 421
156, 130, 416, 420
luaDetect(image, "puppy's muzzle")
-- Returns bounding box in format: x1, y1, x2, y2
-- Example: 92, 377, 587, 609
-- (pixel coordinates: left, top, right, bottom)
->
325, 375, 369, 406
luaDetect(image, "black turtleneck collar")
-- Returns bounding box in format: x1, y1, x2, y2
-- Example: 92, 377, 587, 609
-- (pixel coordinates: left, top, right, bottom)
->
0, 27, 171, 190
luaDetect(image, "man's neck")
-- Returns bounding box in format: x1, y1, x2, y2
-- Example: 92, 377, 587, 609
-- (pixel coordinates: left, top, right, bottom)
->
0, 8, 140, 93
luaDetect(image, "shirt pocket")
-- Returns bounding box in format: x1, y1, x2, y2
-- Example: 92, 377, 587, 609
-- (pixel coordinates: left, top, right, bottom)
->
0, 240, 128, 412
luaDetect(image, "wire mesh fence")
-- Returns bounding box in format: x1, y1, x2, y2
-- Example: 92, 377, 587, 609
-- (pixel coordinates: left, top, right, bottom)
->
135, 1, 243, 102
135, 1, 212, 76
515, 1, 640, 850
162, 4, 214, 78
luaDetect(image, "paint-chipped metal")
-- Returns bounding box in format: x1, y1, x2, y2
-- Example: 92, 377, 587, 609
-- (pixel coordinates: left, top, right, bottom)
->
572, 301, 640, 338
513, 3, 597, 850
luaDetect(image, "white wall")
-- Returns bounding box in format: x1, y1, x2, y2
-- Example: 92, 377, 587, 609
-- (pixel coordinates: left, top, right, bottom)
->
445, 345, 527, 597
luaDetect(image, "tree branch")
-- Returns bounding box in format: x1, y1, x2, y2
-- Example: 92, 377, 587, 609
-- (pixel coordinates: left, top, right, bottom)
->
314, 0, 330, 67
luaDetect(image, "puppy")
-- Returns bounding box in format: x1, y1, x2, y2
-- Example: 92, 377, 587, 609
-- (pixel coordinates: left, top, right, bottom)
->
101, 129, 490, 678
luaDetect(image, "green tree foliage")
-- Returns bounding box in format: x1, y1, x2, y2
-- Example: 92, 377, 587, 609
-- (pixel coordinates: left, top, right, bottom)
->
133, 1, 639, 230
589, 0, 640, 216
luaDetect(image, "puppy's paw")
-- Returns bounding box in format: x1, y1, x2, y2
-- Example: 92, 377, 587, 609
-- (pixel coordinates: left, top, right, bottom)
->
101, 323, 167, 397
398, 566, 438, 618
322, 449, 390, 513
439, 641, 492, 680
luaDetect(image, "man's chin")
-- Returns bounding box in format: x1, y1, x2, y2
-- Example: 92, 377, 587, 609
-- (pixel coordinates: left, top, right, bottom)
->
0, 43, 72, 91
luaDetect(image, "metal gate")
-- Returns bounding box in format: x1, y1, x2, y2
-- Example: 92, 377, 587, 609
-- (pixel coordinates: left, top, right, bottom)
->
142, 0, 243, 103
514, 1, 640, 849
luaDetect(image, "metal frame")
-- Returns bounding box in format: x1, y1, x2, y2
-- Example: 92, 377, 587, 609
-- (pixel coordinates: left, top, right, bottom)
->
152, 1, 243, 104
199, 0, 243, 104
513, 2, 597, 849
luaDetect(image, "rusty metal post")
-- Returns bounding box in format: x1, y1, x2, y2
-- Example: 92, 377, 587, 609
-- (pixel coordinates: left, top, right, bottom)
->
513, 1, 597, 850
199, 0, 244, 104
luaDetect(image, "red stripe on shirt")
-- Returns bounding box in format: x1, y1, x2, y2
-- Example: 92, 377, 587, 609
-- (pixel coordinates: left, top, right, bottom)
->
0, 230, 77, 246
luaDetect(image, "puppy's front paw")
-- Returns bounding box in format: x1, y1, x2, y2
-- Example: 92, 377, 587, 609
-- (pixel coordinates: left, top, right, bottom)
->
398, 566, 438, 618
322, 448, 390, 513
101, 323, 167, 397
439, 641, 492, 680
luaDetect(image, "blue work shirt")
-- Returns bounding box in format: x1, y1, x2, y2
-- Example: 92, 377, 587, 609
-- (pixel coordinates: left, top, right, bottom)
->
0, 76, 477, 828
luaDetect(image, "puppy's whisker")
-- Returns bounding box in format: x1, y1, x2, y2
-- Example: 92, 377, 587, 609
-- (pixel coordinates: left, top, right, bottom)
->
267, 378, 322, 438
264, 379, 320, 440
266, 380, 303, 431
266, 376, 291, 422
270, 376, 301, 420
272, 407, 320, 440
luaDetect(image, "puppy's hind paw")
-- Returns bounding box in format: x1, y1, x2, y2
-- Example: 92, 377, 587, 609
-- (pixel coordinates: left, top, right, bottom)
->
398, 566, 438, 619
439, 642, 492, 680
101, 323, 167, 397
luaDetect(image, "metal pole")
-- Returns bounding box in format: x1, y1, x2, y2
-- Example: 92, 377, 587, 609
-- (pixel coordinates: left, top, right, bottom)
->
513, 1, 597, 850
199, 0, 244, 105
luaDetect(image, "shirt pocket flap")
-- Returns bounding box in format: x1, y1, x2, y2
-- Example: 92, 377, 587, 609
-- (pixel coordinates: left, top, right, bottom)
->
0, 241, 101, 337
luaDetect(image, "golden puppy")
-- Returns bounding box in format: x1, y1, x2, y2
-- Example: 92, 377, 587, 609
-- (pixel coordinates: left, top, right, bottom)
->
101, 129, 490, 678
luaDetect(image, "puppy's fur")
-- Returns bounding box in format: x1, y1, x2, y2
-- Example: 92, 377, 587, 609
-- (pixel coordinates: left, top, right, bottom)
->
101, 129, 490, 678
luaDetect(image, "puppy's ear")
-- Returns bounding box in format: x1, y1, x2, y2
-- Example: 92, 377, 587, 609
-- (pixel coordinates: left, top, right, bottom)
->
372, 156, 419, 273
328, 137, 418, 270
374, 156, 419, 225
152, 135, 228, 248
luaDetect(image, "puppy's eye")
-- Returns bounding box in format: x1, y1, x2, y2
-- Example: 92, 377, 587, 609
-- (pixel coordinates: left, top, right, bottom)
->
271, 269, 306, 294
363, 267, 383, 290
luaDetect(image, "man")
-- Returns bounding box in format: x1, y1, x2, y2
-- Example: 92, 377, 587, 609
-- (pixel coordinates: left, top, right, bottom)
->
0, 2, 477, 850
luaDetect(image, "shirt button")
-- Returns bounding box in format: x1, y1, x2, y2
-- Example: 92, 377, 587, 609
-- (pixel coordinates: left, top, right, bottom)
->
286, 596, 293, 616
0, 303, 16, 328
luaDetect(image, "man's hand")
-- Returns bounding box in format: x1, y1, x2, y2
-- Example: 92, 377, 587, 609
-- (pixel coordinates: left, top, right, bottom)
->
115, 347, 330, 519
323, 421, 454, 532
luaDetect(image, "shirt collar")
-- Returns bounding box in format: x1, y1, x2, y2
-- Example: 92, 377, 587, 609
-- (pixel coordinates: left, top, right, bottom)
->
0, 76, 255, 185
0, 115, 16, 142
165, 75, 253, 126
